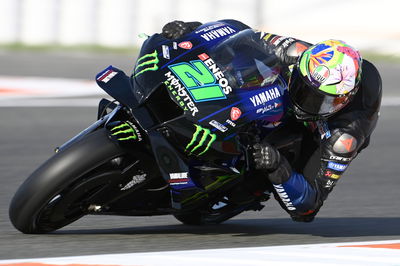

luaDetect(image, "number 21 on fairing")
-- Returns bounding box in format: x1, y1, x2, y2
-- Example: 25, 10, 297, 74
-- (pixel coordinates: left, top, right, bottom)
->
168, 61, 226, 102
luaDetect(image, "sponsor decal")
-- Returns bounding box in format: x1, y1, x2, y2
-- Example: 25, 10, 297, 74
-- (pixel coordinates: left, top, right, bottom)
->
257, 104, 274, 114
316, 120, 331, 139
164, 73, 199, 116
327, 161, 347, 171
329, 155, 353, 162
325, 170, 333, 177
333, 133, 357, 153
261, 32, 272, 40
273, 184, 296, 210
134, 50, 159, 77
331, 174, 341, 179
230, 107, 241, 121
199, 53, 232, 95
324, 179, 336, 188
257, 31, 268, 40
178, 41, 193, 50
195, 23, 225, 34
256, 102, 282, 114
280, 38, 296, 49
172, 42, 178, 49
249, 87, 281, 107
225, 119, 236, 127
271, 36, 285, 46
209, 120, 228, 132
324, 171, 340, 180
169, 172, 189, 185
341, 137, 356, 152
186, 124, 216, 156
111, 121, 142, 141
97, 69, 118, 83
198, 53, 210, 61
200, 26, 236, 41
162, 45, 170, 59
167, 54, 231, 103
312, 65, 330, 83
120, 173, 147, 191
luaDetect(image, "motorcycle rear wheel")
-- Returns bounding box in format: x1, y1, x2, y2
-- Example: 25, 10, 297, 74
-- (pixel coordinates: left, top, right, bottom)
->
9, 129, 126, 234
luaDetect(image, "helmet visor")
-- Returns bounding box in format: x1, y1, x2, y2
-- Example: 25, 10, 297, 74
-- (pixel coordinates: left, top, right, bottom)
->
289, 69, 350, 116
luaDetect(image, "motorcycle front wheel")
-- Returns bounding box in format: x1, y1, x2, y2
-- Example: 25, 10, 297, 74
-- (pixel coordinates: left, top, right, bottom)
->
9, 128, 126, 234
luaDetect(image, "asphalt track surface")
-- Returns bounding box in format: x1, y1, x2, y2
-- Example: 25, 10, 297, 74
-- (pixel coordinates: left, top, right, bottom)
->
0, 51, 399, 260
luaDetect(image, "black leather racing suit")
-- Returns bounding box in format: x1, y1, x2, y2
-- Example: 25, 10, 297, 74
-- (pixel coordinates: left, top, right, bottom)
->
161, 19, 382, 222
256, 29, 382, 222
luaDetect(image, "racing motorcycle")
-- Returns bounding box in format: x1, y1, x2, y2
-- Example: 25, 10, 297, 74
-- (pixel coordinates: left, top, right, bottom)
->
9, 21, 302, 234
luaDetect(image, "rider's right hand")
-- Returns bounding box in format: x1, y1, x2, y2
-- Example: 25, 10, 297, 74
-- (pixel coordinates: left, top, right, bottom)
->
252, 143, 281, 171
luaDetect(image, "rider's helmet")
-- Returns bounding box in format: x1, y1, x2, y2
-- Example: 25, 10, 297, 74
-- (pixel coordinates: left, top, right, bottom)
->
289, 40, 362, 120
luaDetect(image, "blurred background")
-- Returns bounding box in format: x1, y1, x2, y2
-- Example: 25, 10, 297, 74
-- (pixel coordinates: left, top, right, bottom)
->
1, 0, 400, 260
1, 0, 399, 55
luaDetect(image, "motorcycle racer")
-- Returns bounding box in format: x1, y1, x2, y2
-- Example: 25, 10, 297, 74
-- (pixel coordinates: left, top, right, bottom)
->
160, 19, 382, 222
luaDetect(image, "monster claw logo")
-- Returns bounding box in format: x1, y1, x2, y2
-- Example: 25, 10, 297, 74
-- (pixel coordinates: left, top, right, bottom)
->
185, 125, 216, 156
134, 50, 159, 77
111, 122, 141, 141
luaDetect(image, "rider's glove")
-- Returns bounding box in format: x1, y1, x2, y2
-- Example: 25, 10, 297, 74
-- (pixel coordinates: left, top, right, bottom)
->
161, 20, 202, 39
252, 143, 281, 171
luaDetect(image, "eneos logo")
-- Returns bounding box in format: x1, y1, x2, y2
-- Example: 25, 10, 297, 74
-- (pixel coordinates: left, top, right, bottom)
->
168, 54, 231, 102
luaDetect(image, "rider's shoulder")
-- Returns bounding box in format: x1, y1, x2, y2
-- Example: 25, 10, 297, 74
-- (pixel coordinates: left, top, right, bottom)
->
360, 59, 382, 102
343, 59, 382, 115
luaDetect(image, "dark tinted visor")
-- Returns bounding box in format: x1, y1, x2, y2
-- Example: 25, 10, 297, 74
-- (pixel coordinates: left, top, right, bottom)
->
289, 69, 350, 116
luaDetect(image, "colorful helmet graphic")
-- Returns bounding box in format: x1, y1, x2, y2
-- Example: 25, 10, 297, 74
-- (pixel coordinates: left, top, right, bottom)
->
289, 39, 362, 119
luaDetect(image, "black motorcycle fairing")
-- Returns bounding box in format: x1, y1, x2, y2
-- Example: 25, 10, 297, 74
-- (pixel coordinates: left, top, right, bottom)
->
131, 33, 170, 104
96, 66, 139, 109
57, 102, 150, 155
101, 24, 292, 210
116, 27, 289, 206
131, 20, 248, 105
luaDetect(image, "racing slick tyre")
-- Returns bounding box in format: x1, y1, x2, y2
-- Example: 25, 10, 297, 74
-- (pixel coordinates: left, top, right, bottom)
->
9, 129, 125, 234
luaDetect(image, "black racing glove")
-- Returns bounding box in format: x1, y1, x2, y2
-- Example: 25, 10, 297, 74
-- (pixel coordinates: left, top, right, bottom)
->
252, 143, 281, 171
161, 20, 202, 39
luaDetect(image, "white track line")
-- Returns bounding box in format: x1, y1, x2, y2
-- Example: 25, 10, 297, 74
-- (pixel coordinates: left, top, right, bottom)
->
0, 240, 400, 266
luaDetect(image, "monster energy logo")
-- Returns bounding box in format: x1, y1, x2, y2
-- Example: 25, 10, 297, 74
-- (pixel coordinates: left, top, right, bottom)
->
134, 50, 159, 77
185, 125, 216, 156
111, 122, 142, 141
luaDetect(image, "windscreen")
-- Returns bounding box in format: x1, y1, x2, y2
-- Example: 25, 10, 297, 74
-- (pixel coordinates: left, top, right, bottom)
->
207, 29, 282, 92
